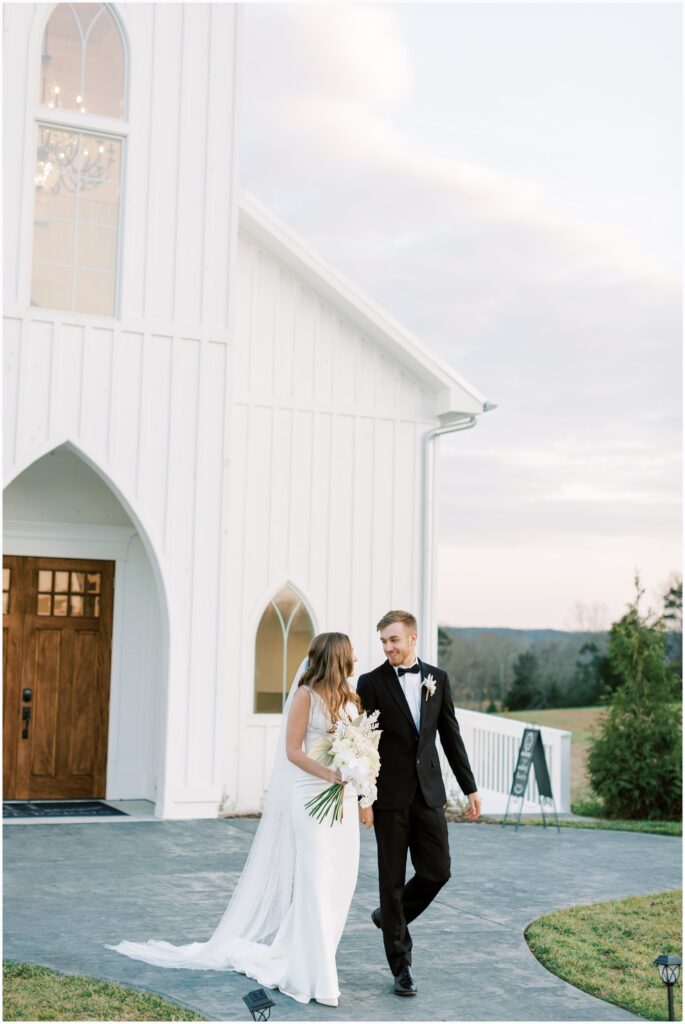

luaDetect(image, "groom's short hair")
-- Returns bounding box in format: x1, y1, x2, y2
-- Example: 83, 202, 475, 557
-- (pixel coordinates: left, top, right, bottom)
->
377, 610, 417, 634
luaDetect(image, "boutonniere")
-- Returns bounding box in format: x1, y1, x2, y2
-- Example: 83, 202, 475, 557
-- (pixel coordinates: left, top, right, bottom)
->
422, 674, 437, 702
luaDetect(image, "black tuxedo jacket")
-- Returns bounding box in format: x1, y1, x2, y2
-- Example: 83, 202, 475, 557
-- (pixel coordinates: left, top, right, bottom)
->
356, 659, 477, 810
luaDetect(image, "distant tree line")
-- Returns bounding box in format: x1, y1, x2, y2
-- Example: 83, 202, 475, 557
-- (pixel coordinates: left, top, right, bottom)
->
438, 626, 612, 710
438, 575, 682, 713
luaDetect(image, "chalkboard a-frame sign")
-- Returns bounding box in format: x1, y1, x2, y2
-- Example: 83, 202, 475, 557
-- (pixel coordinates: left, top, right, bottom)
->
502, 728, 560, 832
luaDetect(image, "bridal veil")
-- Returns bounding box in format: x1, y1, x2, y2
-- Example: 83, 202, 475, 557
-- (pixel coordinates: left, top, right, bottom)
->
106, 659, 307, 969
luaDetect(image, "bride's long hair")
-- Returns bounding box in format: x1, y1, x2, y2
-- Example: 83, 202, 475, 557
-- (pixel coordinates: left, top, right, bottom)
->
298, 632, 362, 724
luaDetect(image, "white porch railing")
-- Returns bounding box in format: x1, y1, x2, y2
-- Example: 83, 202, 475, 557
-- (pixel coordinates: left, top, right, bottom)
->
441, 708, 572, 815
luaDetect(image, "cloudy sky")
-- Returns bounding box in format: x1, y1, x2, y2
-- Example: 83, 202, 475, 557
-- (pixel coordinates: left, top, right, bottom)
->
239, 3, 681, 630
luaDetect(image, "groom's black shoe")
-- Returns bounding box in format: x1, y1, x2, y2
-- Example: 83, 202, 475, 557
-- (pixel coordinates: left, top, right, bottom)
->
394, 966, 417, 996
371, 908, 382, 929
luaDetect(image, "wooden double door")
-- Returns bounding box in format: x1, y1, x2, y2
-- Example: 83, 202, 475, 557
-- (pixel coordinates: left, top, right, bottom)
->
3, 556, 115, 800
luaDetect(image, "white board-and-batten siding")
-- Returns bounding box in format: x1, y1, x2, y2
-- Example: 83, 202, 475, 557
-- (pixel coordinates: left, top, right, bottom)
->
3, 3, 240, 818
4, 4, 498, 818
225, 224, 437, 811
4, 3, 239, 327
3, 316, 231, 814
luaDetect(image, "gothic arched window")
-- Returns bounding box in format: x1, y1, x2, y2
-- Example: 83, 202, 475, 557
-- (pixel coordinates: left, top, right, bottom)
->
31, 4, 126, 316
254, 586, 315, 713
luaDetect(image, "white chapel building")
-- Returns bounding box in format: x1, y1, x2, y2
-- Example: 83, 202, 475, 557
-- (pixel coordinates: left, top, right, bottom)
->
3, 4, 570, 819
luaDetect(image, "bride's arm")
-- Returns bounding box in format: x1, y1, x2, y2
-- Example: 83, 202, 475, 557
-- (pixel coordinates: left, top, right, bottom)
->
285, 687, 343, 784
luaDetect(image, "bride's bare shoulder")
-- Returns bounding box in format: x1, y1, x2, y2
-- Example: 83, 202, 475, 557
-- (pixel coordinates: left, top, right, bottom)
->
286, 685, 312, 724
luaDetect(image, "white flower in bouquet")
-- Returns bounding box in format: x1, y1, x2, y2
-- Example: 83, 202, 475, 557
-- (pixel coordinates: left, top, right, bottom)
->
306, 709, 382, 825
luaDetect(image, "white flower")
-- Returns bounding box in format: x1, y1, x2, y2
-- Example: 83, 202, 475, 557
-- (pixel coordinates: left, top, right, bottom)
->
422, 674, 437, 701
305, 709, 383, 823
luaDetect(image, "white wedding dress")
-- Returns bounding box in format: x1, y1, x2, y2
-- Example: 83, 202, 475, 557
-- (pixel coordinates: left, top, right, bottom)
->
107, 679, 360, 1007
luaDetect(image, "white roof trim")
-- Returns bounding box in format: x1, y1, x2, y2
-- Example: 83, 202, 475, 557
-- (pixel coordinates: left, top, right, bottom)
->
238, 191, 490, 418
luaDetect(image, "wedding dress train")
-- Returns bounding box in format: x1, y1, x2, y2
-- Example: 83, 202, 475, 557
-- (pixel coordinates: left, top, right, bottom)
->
107, 683, 360, 1007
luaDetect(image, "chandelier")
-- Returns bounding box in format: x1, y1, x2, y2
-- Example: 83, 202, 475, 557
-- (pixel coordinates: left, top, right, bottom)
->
35, 80, 115, 194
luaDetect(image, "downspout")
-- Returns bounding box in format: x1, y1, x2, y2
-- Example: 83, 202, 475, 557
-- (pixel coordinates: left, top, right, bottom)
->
421, 403, 496, 663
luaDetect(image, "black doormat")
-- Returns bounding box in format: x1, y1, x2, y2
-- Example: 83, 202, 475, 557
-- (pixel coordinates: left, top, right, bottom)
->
3, 800, 129, 819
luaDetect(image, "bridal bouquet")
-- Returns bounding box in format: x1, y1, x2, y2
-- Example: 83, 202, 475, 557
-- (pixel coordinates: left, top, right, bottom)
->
305, 710, 382, 825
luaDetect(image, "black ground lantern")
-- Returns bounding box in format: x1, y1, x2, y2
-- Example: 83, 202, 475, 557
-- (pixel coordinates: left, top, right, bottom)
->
653, 954, 681, 1021
243, 988, 275, 1021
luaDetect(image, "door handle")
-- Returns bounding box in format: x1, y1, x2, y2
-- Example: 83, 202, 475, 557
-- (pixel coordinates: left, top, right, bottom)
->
22, 688, 32, 703
21, 706, 31, 739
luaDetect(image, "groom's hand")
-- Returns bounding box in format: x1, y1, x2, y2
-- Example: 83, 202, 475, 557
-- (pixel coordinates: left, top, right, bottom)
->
465, 792, 481, 820
358, 805, 374, 829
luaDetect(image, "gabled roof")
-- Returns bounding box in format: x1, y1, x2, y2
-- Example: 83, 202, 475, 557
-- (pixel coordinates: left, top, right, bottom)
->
238, 191, 491, 419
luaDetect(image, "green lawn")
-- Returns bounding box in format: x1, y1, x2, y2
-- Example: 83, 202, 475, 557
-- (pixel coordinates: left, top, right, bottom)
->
2, 962, 205, 1022
526, 890, 683, 1021
491, 706, 681, 834
503, 817, 682, 837
445, 810, 682, 836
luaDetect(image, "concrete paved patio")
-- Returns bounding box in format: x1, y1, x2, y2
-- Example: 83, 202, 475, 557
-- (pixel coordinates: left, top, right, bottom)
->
4, 818, 681, 1021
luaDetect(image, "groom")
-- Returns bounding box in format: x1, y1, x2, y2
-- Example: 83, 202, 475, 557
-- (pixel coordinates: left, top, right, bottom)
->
356, 610, 481, 996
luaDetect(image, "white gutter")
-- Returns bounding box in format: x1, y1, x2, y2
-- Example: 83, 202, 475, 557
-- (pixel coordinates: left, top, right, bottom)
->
420, 404, 497, 663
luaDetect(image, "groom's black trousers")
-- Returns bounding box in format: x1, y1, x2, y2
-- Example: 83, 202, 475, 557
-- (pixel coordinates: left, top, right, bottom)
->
373, 788, 451, 976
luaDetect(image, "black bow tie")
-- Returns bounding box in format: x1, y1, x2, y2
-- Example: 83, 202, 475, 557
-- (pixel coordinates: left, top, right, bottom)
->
397, 663, 420, 676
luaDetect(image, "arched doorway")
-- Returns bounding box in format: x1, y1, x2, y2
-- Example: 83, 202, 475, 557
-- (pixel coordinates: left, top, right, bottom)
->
3, 443, 166, 806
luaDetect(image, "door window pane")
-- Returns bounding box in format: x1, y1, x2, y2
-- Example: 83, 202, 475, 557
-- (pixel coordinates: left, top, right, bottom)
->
86, 574, 101, 593
71, 573, 85, 593
54, 571, 69, 592
38, 570, 53, 591
32, 568, 102, 617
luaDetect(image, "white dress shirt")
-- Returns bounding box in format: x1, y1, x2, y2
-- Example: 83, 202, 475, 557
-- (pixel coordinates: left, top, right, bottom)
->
395, 660, 422, 731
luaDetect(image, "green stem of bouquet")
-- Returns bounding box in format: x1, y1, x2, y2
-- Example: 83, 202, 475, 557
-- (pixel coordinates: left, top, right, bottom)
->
305, 783, 344, 825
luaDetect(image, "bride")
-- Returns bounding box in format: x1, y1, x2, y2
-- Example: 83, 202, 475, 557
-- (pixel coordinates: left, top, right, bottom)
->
107, 632, 366, 1007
